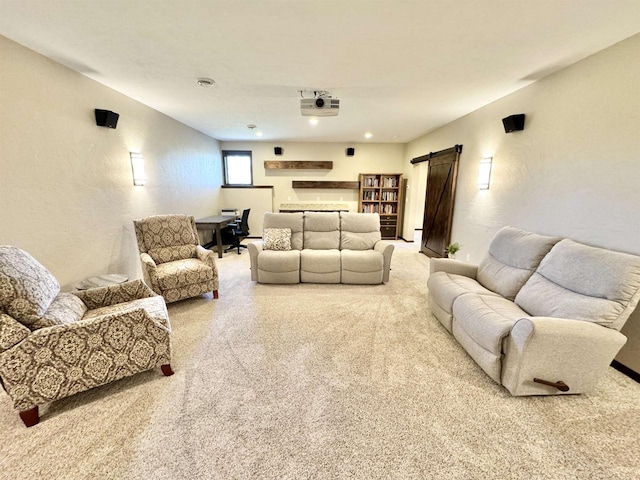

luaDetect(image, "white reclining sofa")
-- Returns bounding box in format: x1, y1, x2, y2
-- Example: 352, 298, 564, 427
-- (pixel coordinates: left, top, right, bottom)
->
248, 211, 394, 284
427, 226, 640, 396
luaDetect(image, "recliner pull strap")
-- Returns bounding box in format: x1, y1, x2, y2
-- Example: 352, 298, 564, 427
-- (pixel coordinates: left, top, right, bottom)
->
533, 378, 570, 392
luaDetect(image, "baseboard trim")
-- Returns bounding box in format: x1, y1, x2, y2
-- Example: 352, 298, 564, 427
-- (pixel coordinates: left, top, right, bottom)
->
611, 360, 640, 383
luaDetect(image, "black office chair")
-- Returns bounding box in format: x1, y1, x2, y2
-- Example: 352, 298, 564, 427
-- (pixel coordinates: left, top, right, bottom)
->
224, 208, 250, 254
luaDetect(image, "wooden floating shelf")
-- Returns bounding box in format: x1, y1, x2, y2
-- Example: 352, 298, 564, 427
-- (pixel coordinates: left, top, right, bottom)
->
264, 161, 333, 170
292, 181, 360, 189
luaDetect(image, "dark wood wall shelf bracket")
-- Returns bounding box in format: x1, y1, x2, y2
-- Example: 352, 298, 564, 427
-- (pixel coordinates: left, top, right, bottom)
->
264, 161, 333, 170
292, 181, 360, 189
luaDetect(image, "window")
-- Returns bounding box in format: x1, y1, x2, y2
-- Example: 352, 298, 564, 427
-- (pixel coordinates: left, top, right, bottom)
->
222, 150, 253, 186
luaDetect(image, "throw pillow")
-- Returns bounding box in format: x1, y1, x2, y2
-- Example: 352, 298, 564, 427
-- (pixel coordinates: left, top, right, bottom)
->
263, 228, 292, 251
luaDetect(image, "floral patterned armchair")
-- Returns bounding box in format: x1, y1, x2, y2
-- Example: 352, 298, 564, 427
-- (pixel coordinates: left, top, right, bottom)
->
0, 246, 173, 427
133, 214, 219, 303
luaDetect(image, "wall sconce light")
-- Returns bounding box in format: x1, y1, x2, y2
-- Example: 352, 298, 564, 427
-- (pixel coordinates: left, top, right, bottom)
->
130, 152, 146, 186
478, 157, 493, 190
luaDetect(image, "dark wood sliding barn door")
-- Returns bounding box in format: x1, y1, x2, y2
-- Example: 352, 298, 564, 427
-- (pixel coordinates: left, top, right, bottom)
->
412, 145, 462, 257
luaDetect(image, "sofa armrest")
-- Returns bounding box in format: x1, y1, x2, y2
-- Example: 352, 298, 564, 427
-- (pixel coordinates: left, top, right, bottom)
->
73, 279, 156, 310
502, 316, 627, 396
248, 241, 264, 282
429, 258, 477, 278
0, 308, 171, 411
0, 313, 30, 354
374, 241, 395, 283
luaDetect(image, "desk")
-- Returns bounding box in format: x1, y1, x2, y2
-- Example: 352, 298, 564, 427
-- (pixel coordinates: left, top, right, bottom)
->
195, 215, 237, 258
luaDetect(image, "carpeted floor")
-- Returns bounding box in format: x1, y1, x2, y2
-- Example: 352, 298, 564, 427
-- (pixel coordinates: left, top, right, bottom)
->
1, 241, 639, 479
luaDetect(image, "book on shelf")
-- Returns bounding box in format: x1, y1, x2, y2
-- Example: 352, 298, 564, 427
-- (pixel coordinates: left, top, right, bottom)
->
361, 204, 379, 213
381, 191, 397, 201
383, 176, 398, 188
364, 191, 380, 201
363, 176, 380, 188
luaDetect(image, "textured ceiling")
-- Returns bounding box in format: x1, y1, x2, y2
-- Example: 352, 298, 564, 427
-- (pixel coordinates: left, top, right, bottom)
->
1, 0, 639, 143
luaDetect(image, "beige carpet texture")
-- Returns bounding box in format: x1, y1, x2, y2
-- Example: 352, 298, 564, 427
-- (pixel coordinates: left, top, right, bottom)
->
1, 242, 639, 479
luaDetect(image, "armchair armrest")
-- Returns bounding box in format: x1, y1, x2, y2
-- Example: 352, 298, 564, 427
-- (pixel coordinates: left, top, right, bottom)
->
73, 279, 156, 310
0, 313, 30, 354
247, 241, 263, 282
140, 252, 157, 268
502, 316, 627, 396
0, 308, 171, 411
374, 241, 395, 283
139, 253, 161, 294
429, 258, 477, 278
196, 245, 219, 292
196, 245, 218, 271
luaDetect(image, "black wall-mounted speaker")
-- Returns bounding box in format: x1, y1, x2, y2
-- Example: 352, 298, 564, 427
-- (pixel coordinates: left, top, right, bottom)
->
502, 114, 525, 133
274, 146, 283, 155
95, 109, 119, 129
346, 147, 355, 156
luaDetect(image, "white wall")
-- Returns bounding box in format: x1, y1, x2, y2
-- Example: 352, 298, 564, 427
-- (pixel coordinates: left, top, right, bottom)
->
404, 33, 640, 262
219, 141, 406, 233
0, 35, 223, 289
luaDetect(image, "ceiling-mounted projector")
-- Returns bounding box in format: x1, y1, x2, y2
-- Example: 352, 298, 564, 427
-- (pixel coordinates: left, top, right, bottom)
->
301, 97, 340, 116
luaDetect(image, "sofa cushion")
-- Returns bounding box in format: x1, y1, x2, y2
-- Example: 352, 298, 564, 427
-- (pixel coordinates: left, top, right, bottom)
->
476, 226, 560, 301
453, 294, 529, 355
263, 212, 304, 250
301, 249, 341, 283
340, 212, 381, 251
304, 212, 340, 250
452, 293, 530, 382
148, 245, 197, 264
427, 271, 500, 317
35, 292, 88, 330
0, 245, 60, 329
341, 250, 383, 284
257, 249, 300, 284
515, 239, 640, 330
263, 228, 292, 251
155, 258, 214, 290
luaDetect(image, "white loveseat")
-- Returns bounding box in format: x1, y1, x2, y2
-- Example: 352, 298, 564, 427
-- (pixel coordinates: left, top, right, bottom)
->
248, 211, 394, 284
427, 226, 640, 396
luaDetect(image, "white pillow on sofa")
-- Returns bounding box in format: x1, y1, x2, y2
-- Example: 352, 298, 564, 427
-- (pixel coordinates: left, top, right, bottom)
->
263, 228, 292, 251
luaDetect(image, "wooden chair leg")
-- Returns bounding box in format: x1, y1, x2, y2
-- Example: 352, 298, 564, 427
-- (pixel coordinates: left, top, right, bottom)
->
213, 290, 219, 299
161, 364, 174, 376
19, 406, 39, 427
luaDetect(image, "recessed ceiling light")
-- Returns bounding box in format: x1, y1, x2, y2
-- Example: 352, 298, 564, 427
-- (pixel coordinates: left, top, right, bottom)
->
392, 135, 399, 139
309, 118, 318, 125
255, 131, 263, 137
364, 132, 373, 139
196, 77, 215, 87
